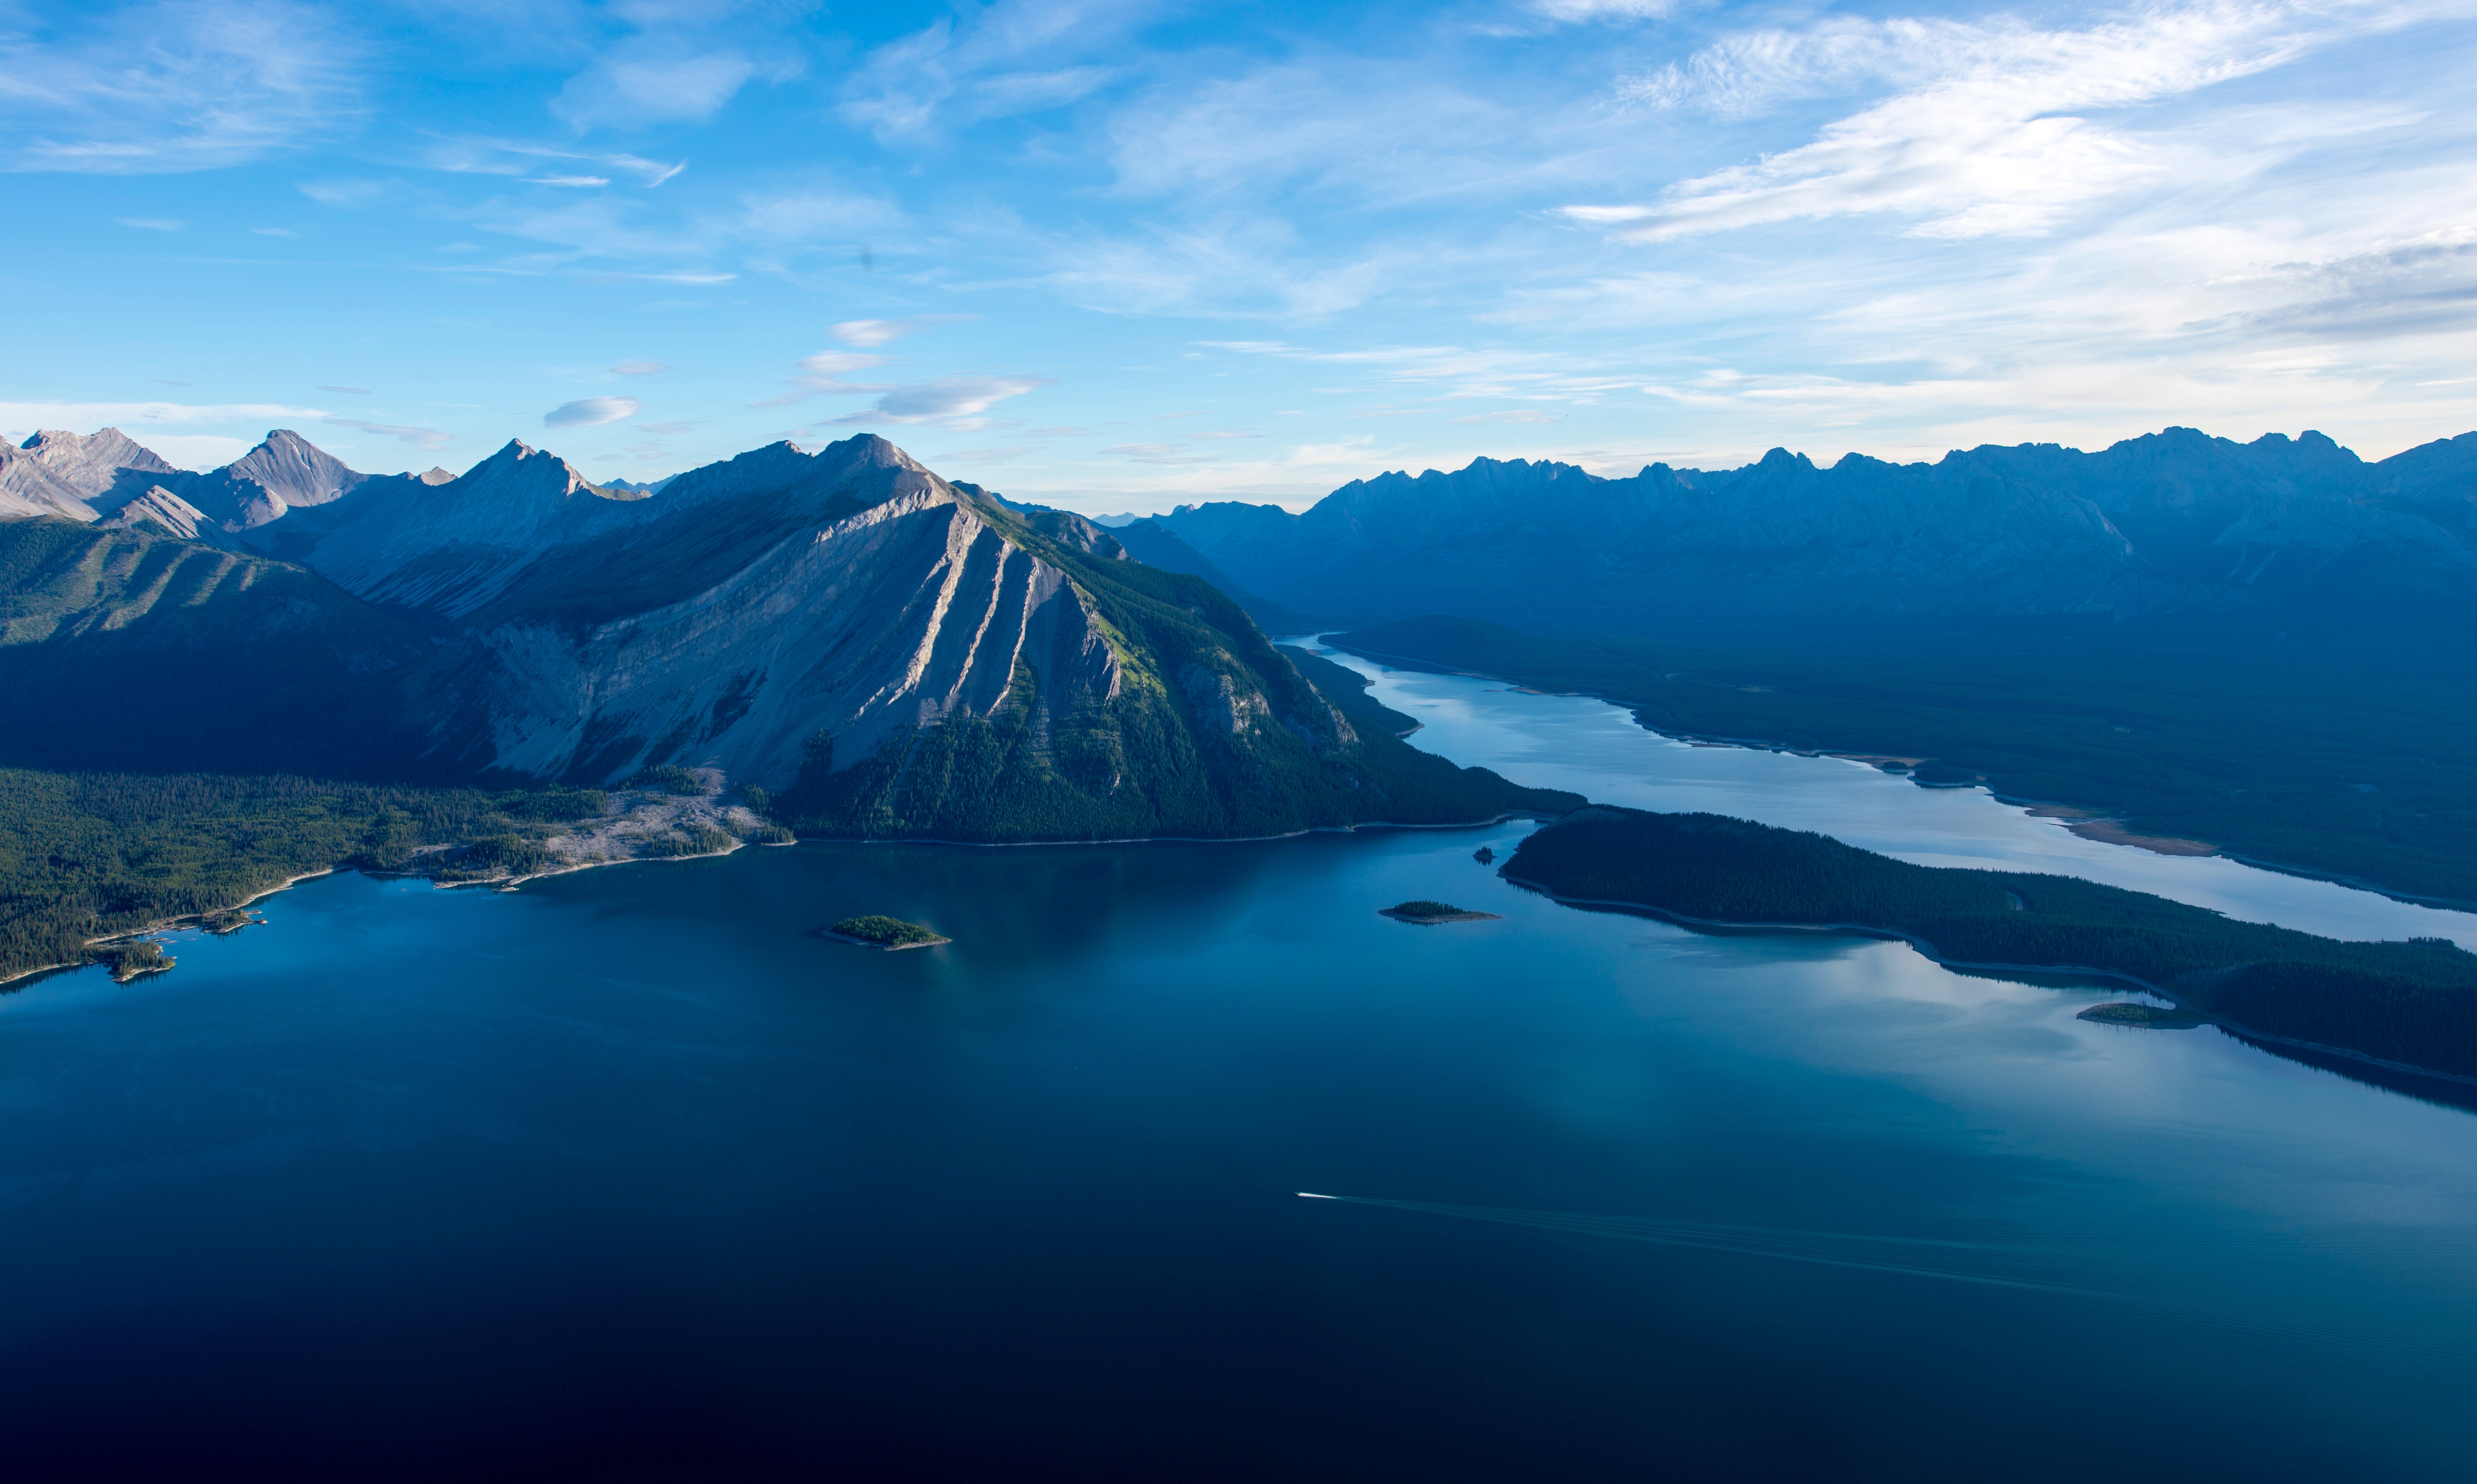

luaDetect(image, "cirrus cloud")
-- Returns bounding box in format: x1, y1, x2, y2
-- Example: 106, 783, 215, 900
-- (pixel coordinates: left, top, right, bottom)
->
0, 1, 363, 174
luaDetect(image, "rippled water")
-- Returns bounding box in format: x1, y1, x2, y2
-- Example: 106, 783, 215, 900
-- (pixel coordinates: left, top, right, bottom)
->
4, 670, 2474, 1481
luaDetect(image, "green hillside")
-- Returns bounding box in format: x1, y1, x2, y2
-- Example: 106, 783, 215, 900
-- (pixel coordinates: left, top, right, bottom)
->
0, 517, 451, 780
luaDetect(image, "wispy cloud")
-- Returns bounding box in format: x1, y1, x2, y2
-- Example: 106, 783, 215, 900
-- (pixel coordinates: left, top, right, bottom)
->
545, 397, 641, 428
1532, 0, 1676, 20
421, 137, 686, 188
751, 350, 895, 408
827, 375, 1052, 428
1574, 3, 2404, 242
834, 316, 975, 347
0, 1, 362, 174
115, 217, 185, 231
0, 398, 326, 430
323, 415, 450, 451
838, 0, 1138, 140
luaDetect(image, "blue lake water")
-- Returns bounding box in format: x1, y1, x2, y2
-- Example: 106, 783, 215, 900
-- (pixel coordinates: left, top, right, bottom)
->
6, 666, 2477, 1480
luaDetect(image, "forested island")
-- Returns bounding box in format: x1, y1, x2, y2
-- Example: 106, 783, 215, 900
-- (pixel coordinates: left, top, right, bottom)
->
1379, 900, 1499, 924
825, 915, 950, 950
1502, 806, 2477, 1081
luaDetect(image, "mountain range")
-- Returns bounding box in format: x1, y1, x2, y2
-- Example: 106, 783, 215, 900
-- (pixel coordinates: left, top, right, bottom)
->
0, 427, 1564, 841
1146, 427, 2477, 632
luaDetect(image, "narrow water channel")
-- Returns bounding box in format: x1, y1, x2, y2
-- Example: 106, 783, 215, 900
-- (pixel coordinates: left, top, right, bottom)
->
1308, 639, 2477, 948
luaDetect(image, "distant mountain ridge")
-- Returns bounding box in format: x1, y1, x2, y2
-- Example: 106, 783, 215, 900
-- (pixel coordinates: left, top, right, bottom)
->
0, 426, 1565, 841
1152, 427, 2477, 630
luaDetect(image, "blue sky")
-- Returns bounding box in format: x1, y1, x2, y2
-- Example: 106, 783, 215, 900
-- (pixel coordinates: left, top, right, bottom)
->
5, 0, 2475, 511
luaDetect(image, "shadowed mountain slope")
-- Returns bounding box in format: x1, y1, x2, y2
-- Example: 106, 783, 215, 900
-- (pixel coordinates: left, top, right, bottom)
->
1157, 427, 2477, 631
0, 517, 444, 777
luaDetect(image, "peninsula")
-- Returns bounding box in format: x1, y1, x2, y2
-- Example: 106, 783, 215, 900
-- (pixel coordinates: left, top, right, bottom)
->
1502, 806, 2477, 1081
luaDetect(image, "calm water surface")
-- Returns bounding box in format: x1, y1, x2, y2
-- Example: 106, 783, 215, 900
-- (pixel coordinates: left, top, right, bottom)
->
5, 675, 2476, 1480
1310, 639, 2477, 947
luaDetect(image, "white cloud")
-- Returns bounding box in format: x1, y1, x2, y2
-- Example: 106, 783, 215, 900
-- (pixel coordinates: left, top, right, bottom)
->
531, 174, 610, 188
0, 1, 362, 174
544, 397, 641, 428
750, 350, 895, 408
828, 376, 1051, 426
833, 316, 974, 346
1575, 3, 2416, 243
799, 352, 891, 377
613, 360, 671, 375
115, 217, 185, 231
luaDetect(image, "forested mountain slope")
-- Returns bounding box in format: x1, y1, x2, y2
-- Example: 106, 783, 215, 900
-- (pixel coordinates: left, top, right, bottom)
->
0, 429, 1567, 841
1158, 427, 2477, 631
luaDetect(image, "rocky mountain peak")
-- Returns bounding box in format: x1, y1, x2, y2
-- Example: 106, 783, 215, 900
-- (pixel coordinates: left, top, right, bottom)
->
224, 428, 367, 507
15, 427, 179, 501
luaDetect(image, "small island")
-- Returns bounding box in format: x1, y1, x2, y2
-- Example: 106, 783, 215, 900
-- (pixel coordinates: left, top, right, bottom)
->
2079, 1002, 2206, 1030
1380, 900, 1502, 925
824, 914, 951, 950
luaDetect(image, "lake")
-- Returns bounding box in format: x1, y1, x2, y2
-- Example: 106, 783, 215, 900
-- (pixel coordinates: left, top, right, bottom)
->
5, 659, 2475, 1481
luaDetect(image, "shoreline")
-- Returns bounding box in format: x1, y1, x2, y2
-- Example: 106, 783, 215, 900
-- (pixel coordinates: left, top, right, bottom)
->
1499, 873, 2477, 1089
819, 928, 952, 951
3, 814, 1550, 990
0, 868, 339, 991
1321, 639, 2476, 914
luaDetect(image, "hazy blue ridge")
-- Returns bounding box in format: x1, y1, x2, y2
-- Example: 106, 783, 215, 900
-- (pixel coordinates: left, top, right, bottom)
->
1158, 427, 2477, 631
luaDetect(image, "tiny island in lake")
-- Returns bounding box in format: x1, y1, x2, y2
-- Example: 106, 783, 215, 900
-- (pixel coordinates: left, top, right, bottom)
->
1380, 900, 1502, 925
2080, 1002, 2206, 1029
824, 915, 951, 950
